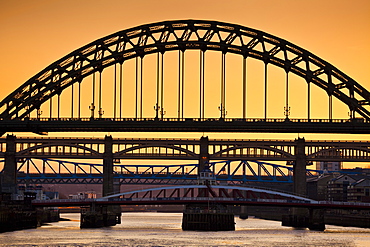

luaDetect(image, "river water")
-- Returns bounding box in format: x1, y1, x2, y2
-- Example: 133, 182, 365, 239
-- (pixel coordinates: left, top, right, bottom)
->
1, 212, 370, 246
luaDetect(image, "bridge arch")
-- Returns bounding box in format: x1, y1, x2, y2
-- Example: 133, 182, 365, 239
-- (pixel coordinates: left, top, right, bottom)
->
308, 146, 370, 160
98, 185, 315, 202
17, 143, 101, 157
115, 144, 197, 159
211, 145, 294, 160
1, 20, 369, 120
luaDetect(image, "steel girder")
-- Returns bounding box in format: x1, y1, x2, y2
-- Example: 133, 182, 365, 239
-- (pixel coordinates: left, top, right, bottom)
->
7, 158, 357, 185
0, 20, 369, 120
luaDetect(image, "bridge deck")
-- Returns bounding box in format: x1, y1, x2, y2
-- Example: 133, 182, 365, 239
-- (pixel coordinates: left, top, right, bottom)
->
1, 118, 370, 134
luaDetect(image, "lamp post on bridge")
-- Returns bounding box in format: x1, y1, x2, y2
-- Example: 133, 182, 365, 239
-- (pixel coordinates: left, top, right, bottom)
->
218, 105, 227, 119
37, 109, 42, 120
89, 103, 95, 119
154, 105, 166, 120
98, 108, 104, 119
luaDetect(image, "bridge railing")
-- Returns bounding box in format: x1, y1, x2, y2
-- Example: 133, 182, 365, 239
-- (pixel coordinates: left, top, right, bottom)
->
31, 196, 370, 210
13, 117, 367, 123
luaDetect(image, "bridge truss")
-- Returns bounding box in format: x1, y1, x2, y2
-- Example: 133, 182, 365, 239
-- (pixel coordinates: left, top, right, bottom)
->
32, 184, 370, 211
6, 158, 358, 185
0, 20, 370, 134
1, 137, 370, 162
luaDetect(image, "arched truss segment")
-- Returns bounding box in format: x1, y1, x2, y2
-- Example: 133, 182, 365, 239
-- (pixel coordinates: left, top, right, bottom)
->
98, 185, 315, 202
16, 143, 101, 157
210, 145, 294, 160
17, 158, 104, 175
1, 20, 369, 120
308, 146, 370, 160
115, 144, 197, 158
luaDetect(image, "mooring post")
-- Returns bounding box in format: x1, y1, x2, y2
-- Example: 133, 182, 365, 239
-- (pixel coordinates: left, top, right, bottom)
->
2, 134, 17, 195
199, 136, 209, 174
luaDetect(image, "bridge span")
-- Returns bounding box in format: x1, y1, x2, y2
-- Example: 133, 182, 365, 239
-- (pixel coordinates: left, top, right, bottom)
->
2, 136, 370, 162
1, 20, 370, 135
32, 185, 370, 210
2, 135, 370, 195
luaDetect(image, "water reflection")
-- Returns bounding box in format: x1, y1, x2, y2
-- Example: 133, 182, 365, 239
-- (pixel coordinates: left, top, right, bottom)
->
0, 212, 369, 246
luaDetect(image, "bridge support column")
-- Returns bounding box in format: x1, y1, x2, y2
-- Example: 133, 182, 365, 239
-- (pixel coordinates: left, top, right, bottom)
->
294, 137, 307, 196
198, 136, 209, 173
1, 134, 17, 195
103, 135, 114, 197
308, 208, 325, 231
239, 206, 248, 220
182, 204, 235, 231
282, 137, 311, 229
80, 204, 121, 228
99, 136, 121, 227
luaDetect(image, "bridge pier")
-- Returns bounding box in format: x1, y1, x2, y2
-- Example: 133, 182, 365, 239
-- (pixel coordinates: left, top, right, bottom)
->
80, 135, 121, 228
291, 138, 309, 227
293, 137, 306, 196
239, 206, 248, 220
80, 203, 121, 228
282, 138, 325, 230
1, 135, 17, 195
282, 208, 325, 231
103, 135, 114, 197
308, 208, 325, 231
182, 204, 235, 231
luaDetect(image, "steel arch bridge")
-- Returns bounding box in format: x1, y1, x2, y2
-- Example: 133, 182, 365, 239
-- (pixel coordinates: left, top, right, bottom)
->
0, 19, 370, 134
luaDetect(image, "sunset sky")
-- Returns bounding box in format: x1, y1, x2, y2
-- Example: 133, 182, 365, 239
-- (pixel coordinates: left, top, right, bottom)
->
0, 0, 369, 143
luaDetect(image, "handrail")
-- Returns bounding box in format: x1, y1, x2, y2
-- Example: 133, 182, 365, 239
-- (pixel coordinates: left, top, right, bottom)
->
7, 117, 368, 123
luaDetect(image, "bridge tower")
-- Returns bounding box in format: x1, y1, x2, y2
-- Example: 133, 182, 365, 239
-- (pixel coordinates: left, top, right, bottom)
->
293, 137, 307, 196
103, 135, 114, 197
1, 134, 17, 196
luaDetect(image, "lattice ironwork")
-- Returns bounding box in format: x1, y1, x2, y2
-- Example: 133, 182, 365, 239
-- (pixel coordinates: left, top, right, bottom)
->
6, 158, 359, 185
1, 20, 369, 121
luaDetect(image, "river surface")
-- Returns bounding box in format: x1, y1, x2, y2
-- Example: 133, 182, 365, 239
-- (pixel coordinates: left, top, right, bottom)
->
1, 212, 370, 246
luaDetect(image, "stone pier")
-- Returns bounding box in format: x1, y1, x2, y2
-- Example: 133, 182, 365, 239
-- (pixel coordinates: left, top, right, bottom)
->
282, 138, 325, 230
1, 135, 17, 195
80, 135, 121, 228
239, 206, 248, 220
182, 204, 235, 231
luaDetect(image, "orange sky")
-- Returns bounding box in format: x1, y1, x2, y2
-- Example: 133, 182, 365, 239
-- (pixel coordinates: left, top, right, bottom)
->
0, 0, 370, 144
